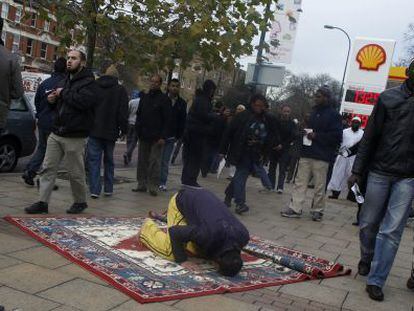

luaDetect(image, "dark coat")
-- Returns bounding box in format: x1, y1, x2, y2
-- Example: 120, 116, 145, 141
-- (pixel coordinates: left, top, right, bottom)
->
278, 119, 297, 151
52, 68, 99, 138
185, 91, 216, 136
301, 105, 342, 163
166, 95, 187, 140
34, 72, 66, 131
89, 75, 128, 141
172, 188, 250, 259
135, 89, 172, 143
219, 110, 279, 166
352, 82, 414, 178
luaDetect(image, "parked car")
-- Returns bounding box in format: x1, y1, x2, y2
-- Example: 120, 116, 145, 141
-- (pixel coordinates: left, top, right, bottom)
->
0, 95, 37, 172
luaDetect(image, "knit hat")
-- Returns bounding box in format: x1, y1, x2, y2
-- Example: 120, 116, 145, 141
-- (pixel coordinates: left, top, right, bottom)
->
105, 64, 119, 78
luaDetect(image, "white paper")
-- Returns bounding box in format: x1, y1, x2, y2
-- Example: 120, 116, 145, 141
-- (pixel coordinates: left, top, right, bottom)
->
351, 183, 365, 204
217, 158, 226, 179
303, 128, 313, 146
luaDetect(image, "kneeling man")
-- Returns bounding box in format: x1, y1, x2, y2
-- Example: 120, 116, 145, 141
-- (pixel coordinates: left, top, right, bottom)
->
139, 188, 250, 277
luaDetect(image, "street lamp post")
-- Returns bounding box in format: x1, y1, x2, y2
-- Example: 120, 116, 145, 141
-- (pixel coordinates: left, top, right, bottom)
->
324, 25, 351, 105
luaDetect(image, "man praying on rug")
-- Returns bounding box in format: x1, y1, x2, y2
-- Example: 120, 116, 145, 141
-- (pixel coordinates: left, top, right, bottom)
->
139, 187, 250, 277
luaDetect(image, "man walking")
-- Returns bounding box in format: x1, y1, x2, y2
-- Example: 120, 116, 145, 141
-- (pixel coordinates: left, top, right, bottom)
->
133, 75, 171, 196
123, 90, 140, 165
159, 79, 187, 191
281, 86, 342, 221
25, 49, 99, 214
348, 60, 414, 301
22, 57, 67, 186
88, 65, 128, 198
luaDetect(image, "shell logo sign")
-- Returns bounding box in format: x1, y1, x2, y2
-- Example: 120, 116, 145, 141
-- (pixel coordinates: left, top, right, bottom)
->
356, 44, 387, 71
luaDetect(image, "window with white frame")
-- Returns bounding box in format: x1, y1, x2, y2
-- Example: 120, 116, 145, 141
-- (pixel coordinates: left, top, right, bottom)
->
12, 34, 20, 53
44, 20, 49, 32
15, 7, 22, 23
40, 42, 47, 59
26, 38, 33, 55
1, 2, 9, 19
30, 13, 37, 27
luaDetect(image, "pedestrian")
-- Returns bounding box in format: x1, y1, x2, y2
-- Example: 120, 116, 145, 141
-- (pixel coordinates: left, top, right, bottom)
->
181, 80, 217, 187
87, 64, 128, 198
220, 94, 278, 214
327, 116, 363, 199
159, 78, 187, 191
22, 57, 67, 186
25, 49, 99, 214
140, 187, 249, 277
348, 60, 414, 302
281, 86, 342, 221
123, 90, 140, 165
267, 105, 296, 193
133, 74, 171, 196
0, 17, 23, 134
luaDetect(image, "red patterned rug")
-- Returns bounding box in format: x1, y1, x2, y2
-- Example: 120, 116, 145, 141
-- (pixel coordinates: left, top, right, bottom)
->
4, 216, 351, 303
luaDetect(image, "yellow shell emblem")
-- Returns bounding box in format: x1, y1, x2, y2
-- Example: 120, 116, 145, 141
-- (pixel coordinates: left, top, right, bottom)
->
356, 44, 387, 71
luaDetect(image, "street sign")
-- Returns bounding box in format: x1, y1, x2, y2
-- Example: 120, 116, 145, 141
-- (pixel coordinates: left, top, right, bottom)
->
245, 63, 286, 86
340, 37, 396, 127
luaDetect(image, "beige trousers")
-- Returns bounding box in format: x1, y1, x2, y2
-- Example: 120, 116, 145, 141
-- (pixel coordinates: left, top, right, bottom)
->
289, 157, 329, 214
39, 133, 87, 204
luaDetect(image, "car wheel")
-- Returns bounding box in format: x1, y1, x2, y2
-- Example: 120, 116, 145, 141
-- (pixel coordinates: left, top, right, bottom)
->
0, 139, 18, 172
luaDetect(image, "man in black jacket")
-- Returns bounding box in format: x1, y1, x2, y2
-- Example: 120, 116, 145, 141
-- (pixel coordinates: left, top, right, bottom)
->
87, 65, 128, 198
159, 79, 187, 191
181, 80, 217, 187
25, 49, 99, 214
22, 57, 67, 186
133, 75, 171, 196
220, 94, 277, 214
348, 60, 414, 302
281, 87, 342, 221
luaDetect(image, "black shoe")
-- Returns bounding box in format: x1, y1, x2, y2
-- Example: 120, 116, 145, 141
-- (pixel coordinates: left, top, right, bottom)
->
224, 195, 232, 208
328, 191, 340, 199
22, 171, 35, 186
66, 203, 88, 214
358, 260, 371, 276
25, 201, 48, 214
149, 190, 158, 197
132, 186, 147, 192
311, 211, 323, 222
352, 221, 359, 226
235, 204, 249, 215
366, 285, 384, 301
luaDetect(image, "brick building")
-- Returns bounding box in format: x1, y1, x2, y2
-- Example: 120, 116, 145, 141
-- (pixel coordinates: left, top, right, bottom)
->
0, 0, 60, 72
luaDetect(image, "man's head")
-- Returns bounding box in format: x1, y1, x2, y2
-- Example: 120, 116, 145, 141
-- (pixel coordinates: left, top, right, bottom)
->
406, 59, 414, 84
351, 116, 361, 132
66, 50, 86, 74
104, 64, 119, 78
217, 250, 243, 277
281, 105, 291, 120
314, 86, 332, 107
236, 104, 246, 114
54, 57, 66, 73
250, 94, 267, 115
168, 78, 180, 96
202, 79, 217, 99
150, 74, 163, 91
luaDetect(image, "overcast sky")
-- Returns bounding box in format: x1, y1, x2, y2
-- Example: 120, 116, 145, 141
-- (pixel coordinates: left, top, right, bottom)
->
240, 0, 413, 81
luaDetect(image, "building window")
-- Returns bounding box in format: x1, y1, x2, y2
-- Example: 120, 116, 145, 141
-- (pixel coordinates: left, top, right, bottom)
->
30, 13, 37, 27
12, 34, 20, 53
1, 2, 9, 19
40, 42, 47, 59
15, 7, 22, 23
44, 20, 49, 32
26, 38, 33, 55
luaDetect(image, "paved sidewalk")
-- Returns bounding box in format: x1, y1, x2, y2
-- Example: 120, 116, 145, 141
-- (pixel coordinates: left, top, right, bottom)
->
0, 165, 413, 311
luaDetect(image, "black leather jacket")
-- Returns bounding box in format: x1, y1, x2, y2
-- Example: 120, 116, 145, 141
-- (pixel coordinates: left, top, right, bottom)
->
352, 82, 414, 178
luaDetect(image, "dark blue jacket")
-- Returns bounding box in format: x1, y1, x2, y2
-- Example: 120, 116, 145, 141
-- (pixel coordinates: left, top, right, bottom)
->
165, 95, 187, 140
301, 105, 342, 163
170, 188, 250, 261
34, 72, 65, 131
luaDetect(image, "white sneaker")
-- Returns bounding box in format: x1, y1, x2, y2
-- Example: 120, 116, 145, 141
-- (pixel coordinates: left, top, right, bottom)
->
90, 194, 99, 199
104, 192, 112, 197
277, 189, 283, 194
159, 185, 167, 192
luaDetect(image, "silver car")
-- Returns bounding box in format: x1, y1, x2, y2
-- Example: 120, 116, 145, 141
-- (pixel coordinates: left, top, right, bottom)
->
0, 95, 37, 172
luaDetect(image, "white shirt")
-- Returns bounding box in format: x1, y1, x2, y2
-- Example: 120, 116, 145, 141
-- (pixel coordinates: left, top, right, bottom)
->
341, 128, 364, 149
128, 98, 140, 125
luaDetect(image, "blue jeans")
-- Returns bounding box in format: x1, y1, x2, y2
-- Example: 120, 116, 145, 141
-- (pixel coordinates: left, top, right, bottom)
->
225, 154, 254, 205
253, 163, 273, 190
87, 137, 115, 195
359, 172, 414, 288
26, 128, 50, 174
160, 138, 176, 186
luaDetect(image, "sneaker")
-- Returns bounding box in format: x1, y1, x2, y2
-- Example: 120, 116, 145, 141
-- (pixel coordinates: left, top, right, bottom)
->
90, 194, 99, 199
280, 208, 302, 218
104, 192, 112, 197
66, 203, 88, 214
276, 188, 283, 194
149, 190, 158, 197
224, 195, 232, 208
25, 201, 48, 214
132, 186, 147, 192
235, 203, 249, 215
358, 260, 371, 276
22, 171, 35, 186
311, 211, 323, 222
366, 285, 384, 301
159, 185, 167, 192
259, 188, 273, 194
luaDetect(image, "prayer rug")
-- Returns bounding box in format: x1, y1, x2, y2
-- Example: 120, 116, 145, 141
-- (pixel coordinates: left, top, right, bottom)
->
4, 216, 351, 303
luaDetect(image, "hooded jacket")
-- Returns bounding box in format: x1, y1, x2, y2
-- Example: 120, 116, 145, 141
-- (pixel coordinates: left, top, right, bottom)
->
89, 75, 128, 141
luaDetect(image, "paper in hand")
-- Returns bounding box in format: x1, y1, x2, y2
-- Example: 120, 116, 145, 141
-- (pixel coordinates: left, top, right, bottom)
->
351, 183, 364, 204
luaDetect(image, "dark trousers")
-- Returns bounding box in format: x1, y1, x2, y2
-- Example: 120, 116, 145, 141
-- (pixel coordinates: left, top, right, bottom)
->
25, 128, 51, 174
171, 139, 183, 165
181, 133, 206, 186
137, 140, 163, 192
225, 153, 254, 205
268, 150, 290, 190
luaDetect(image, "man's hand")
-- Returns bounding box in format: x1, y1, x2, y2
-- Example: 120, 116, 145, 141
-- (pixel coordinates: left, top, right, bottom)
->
348, 174, 362, 189
47, 91, 58, 104
55, 88, 63, 96
157, 139, 165, 145
307, 132, 316, 140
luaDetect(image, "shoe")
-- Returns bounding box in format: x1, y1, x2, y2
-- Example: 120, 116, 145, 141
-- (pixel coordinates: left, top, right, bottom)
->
281, 208, 302, 218
201, 172, 208, 178
276, 188, 283, 194
311, 211, 323, 222
235, 204, 249, 215
104, 192, 112, 197
123, 154, 129, 165
149, 190, 158, 197
90, 194, 99, 199
159, 185, 167, 192
132, 186, 147, 192
358, 260, 371, 276
366, 285, 384, 301
352, 221, 359, 226
328, 191, 340, 199
25, 201, 48, 214
66, 203, 88, 214
224, 195, 232, 208
22, 171, 35, 186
